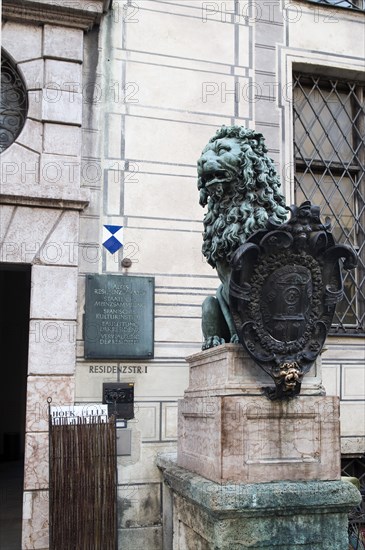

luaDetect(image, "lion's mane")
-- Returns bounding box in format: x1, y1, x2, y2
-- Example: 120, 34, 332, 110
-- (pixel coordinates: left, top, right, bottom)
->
198, 126, 288, 268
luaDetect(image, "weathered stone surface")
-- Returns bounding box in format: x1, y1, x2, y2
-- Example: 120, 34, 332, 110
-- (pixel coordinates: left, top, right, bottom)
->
117, 526, 162, 550
161, 402, 178, 440
117, 440, 176, 485
162, 482, 173, 550
0, 143, 40, 185
42, 90, 83, 125
186, 343, 271, 395
341, 363, 365, 399
75, 361, 189, 401
117, 483, 161, 528
178, 345, 334, 484
40, 210, 80, 266
290, 7, 364, 56
0, 207, 59, 263
341, 401, 365, 437
2, 22, 42, 62
185, 344, 323, 397
40, 153, 81, 187
26, 90, 42, 121
158, 453, 360, 550
124, 116, 212, 167
124, 173, 202, 221
22, 490, 49, 549
26, 375, 74, 432
125, 9, 234, 64
17, 119, 43, 153
0, 183, 89, 211
43, 25, 83, 61
341, 436, 365, 455
44, 123, 81, 156
23, 432, 48, 490
2, 0, 106, 30
126, 62, 236, 116
44, 60, 82, 91
30, 265, 78, 319
18, 59, 44, 90
28, 319, 76, 375
178, 392, 340, 483
134, 402, 160, 441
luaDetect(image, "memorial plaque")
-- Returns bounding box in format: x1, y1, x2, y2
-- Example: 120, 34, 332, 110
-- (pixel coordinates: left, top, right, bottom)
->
84, 274, 154, 359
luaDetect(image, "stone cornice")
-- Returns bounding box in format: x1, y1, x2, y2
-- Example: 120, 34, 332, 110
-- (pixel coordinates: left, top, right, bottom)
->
0, 184, 90, 211
2, 0, 112, 31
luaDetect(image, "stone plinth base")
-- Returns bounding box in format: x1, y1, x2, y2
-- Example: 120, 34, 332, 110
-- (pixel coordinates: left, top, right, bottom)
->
184, 344, 324, 397
178, 393, 340, 483
158, 453, 360, 550
178, 345, 339, 484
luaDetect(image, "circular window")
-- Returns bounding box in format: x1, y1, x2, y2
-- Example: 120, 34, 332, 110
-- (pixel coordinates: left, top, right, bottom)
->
0, 50, 28, 154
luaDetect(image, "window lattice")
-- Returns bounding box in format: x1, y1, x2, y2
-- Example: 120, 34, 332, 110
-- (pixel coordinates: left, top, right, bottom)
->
342, 456, 365, 491
307, 0, 364, 10
0, 51, 28, 154
293, 74, 365, 334
342, 456, 365, 545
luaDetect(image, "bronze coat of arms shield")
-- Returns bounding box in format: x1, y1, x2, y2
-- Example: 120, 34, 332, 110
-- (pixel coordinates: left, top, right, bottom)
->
262, 266, 312, 342
229, 201, 357, 400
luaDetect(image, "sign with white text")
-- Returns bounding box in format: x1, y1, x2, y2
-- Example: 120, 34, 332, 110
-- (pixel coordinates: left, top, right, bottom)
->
50, 404, 108, 425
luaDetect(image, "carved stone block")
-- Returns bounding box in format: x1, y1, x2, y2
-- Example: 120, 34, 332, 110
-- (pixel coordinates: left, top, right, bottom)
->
178, 393, 340, 484
184, 344, 324, 398
159, 454, 360, 550
178, 346, 339, 484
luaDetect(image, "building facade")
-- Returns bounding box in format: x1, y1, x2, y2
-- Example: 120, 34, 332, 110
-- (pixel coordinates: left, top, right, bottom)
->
0, 0, 364, 548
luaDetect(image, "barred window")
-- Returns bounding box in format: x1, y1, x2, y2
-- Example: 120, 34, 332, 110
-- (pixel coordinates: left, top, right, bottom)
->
0, 50, 28, 154
293, 74, 365, 334
306, 0, 365, 10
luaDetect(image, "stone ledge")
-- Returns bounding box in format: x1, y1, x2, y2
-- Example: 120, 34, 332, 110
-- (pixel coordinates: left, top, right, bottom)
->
158, 453, 361, 516
0, 183, 89, 211
185, 344, 324, 397
186, 343, 243, 364
341, 436, 365, 455
2, 0, 111, 30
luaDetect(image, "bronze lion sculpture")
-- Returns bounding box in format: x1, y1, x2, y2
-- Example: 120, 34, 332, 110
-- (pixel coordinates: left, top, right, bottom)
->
197, 125, 288, 349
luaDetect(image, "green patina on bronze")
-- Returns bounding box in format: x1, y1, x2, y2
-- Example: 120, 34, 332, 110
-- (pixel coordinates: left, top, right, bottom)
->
197, 125, 288, 349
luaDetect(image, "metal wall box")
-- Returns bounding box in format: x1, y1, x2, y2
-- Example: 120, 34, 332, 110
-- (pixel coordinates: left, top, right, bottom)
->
103, 382, 134, 420
84, 274, 154, 359
116, 428, 132, 456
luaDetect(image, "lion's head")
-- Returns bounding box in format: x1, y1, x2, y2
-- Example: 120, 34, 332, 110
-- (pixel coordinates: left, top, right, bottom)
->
197, 126, 288, 268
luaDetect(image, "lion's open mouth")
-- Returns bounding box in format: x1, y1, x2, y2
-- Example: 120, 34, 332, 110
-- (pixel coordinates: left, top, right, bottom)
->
201, 170, 230, 187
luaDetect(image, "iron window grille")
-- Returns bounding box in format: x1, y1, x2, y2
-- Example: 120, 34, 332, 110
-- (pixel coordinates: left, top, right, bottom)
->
0, 50, 28, 154
293, 74, 365, 335
305, 0, 365, 10
342, 456, 365, 494
341, 456, 365, 544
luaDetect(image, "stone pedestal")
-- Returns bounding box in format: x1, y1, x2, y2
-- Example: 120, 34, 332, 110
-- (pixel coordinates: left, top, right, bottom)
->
178, 393, 340, 484
158, 453, 360, 550
178, 344, 338, 484
156, 345, 362, 549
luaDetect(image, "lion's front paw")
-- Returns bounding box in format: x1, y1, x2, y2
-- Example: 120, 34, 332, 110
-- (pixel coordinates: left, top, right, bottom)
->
202, 336, 226, 350
230, 334, 239, 344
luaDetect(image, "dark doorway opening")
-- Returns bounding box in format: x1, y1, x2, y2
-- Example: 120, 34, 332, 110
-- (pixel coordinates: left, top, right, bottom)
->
0, 264, 31, 550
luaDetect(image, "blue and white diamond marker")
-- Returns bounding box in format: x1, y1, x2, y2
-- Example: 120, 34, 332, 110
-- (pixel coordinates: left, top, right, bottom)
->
102, 225, 123, 254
